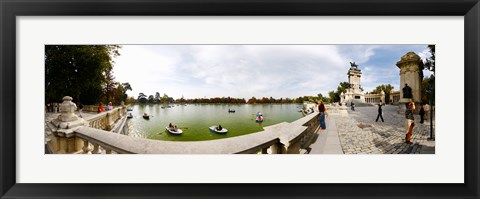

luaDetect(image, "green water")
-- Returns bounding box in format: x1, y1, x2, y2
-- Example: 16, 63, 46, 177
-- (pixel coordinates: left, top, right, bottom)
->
126, 104, 304, 141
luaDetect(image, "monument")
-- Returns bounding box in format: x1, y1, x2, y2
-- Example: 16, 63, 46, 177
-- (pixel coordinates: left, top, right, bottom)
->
342, 62, 365, 104
396, 52, 423, 103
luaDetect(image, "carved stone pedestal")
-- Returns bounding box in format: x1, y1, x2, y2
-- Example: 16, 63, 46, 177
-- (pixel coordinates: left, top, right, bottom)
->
47, 96, 88, 154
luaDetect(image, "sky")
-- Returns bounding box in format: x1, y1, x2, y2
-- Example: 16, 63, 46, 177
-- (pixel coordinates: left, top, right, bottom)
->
112, 45, 432, 100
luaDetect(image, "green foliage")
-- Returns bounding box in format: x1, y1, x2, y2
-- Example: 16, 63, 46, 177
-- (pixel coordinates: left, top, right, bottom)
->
327, 81, 350, 103
137, 93, 147, 104
424, 45, 435, 74
45, 45, 121, 104
422, 45, 435, 105
421, 75, 435, 104
370, 84, 394, 103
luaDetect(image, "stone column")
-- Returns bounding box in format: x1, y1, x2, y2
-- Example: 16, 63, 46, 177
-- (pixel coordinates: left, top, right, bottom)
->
380, 90, 385, 104
396, 52, 423, 103
47, 96, 88, 154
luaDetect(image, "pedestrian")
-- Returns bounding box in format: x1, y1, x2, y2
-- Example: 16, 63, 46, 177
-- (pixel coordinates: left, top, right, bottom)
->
47, 103, 51, 112
78, 102, 84, 118
54, 103, 58, 113
106, 102, 113, 111
405, 102, 415, 144
419, 104, 425, 124
97, 102, 105, 113
424, 103, 430, 122
351, 102, 355, 111
375, 103, 384, 122
318, 100, 326, 130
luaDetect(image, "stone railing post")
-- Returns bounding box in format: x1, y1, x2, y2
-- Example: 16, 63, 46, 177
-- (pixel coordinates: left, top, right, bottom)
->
92, 143, 100, 154
105, 112, 112, 131
47, 96, 88, 154
270, 142, 285, 154
82, 140, 91, 154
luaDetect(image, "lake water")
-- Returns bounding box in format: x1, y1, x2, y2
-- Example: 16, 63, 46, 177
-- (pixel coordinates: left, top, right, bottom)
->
126, 104, 304, 141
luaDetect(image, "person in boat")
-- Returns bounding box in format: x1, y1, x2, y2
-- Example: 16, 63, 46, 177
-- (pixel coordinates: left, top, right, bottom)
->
143, 113, 148, 117
216, 125, 223, 131
169, 123, 173, 128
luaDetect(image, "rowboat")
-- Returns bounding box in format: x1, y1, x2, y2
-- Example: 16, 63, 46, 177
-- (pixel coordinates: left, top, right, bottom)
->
256, 116, 264, 122
209, 126, 228, 134
165, 127, 183, 135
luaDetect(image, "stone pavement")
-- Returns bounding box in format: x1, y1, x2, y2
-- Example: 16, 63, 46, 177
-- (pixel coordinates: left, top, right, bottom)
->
310, 105, 435, 154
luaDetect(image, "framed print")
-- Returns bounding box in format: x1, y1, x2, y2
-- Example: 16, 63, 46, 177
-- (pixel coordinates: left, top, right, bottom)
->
1, 0, 479, 198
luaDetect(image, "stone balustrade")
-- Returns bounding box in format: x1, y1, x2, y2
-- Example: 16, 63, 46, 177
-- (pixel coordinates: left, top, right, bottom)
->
73, 112, 321, 154
81, 105, 99, 112
48, 96, 322, 154
84, 107, 126, 131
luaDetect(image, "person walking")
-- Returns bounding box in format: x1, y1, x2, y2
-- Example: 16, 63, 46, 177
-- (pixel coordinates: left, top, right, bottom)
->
419, 104, 425, 124
351, 102, 355, 111
375, 103, 384, 122
405, 102, 415, 144
318, 100, 326, 130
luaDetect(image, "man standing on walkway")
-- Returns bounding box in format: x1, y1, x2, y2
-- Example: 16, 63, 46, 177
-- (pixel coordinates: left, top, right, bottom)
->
375, 103, 384, 122
424, 103, 430, 122
405, 102, 415, 144
419, 104, 425, 124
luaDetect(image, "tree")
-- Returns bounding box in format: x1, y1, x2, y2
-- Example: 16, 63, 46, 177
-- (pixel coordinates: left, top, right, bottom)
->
327, 82, 350, 103
121, 82, 132, 102
137, 93, 147, 104
424, 45, 435, 74
328, 91, 337, 103
125, 96, 136, 104
316, 93, 328, 103
247, 97, 257, 104
155, 92, 161, 103
148, 95, 155, 103
103, 69, 116, 103
371, 84, 394, 103
45, 45, 121, 104
422, 45, 435, 105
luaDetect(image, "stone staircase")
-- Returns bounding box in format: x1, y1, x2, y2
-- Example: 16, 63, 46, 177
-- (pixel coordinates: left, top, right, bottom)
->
345, 99, 375, 107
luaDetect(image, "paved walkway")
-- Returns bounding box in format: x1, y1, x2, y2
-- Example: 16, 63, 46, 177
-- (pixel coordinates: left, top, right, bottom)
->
309, 105, 435, 154
309, 116, 343, 154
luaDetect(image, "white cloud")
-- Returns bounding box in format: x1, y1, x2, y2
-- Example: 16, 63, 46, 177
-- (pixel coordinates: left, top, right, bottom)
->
112, 45, 427, 100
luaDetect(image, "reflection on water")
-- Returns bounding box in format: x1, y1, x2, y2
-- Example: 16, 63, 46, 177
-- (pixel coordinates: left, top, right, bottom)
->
126, 104, 304, 141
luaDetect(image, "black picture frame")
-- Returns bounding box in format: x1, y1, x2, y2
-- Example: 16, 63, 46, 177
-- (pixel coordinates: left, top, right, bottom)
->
1, 0, 478, 198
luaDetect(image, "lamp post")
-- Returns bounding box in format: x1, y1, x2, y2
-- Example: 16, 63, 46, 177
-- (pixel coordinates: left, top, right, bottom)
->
426, 88, 434, 140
